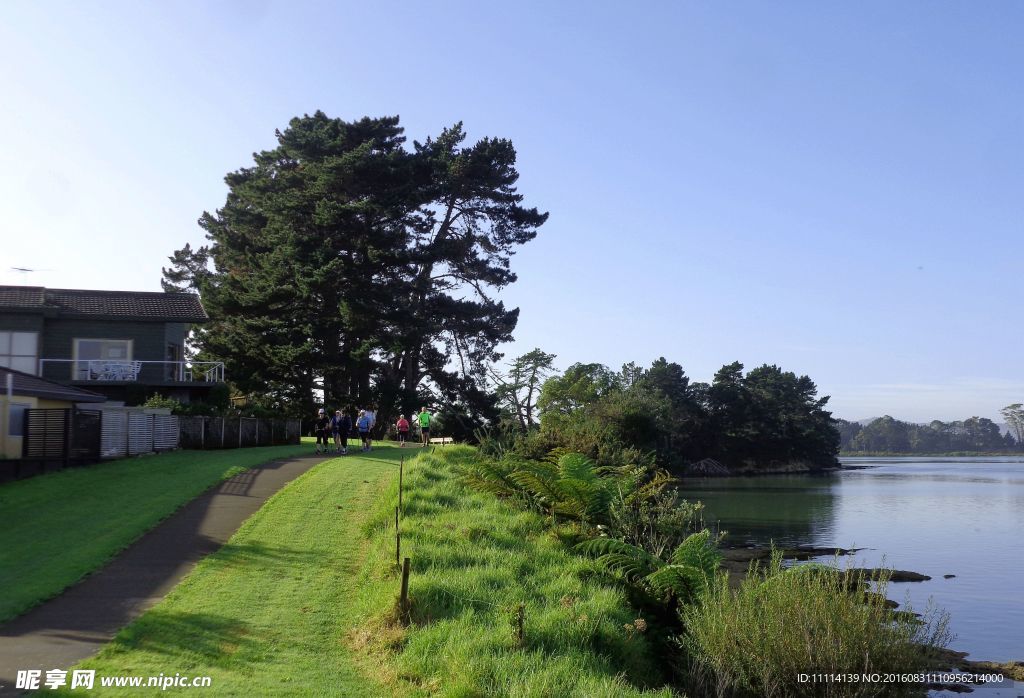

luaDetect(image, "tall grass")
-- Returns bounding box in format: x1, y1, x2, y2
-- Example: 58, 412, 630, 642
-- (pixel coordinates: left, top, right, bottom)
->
350, 446, 675, 697
678, 553, 952, 698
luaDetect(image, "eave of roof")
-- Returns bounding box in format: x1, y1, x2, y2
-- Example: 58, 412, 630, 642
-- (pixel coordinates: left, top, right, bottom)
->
0, 366, 108, 403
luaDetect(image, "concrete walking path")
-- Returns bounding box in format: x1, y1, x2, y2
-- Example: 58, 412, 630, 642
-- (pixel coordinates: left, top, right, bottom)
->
0, 452, 330, 692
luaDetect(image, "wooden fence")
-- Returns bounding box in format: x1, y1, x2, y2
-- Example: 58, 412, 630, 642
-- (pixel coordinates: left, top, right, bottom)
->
1, 411, 301, 482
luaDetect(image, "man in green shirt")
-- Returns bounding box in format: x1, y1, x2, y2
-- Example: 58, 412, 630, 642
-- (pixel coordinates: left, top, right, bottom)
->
418, 407, 432, 446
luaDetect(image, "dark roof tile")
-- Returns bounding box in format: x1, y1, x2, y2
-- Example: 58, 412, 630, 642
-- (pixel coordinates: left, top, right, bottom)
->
0, 286, 208, 322
0, 286, 46, 308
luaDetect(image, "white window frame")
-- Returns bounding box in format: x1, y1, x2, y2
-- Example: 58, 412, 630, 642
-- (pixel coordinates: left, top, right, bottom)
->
0, 331, 40, 375
72, 338, 134, 379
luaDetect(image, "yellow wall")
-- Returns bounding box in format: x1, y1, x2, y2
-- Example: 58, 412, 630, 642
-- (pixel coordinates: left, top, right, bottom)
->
0, 395, 76, 459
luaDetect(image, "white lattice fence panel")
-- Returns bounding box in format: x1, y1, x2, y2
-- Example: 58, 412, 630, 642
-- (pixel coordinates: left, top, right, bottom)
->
101, 411, 128, 459
128, 413, 154, 456
153, 415, 179, 451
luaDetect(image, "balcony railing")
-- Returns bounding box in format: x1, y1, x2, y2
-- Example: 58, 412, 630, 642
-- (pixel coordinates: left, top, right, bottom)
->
38, 359, 225, 383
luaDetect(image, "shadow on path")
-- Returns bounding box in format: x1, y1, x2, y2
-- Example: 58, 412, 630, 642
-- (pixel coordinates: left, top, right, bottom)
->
0, 453, 331, 694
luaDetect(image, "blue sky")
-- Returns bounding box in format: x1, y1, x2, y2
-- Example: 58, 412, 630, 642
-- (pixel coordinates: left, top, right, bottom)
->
1, 1, 1021, 422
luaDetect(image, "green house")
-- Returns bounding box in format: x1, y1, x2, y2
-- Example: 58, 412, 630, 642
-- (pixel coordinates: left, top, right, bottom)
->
0, 285, 224, 405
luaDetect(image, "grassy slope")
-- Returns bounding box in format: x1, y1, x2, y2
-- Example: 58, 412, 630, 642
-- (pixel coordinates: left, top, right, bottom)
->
349, 447, 673, 697
0, 442, 310, 622
69, 445, 673, 696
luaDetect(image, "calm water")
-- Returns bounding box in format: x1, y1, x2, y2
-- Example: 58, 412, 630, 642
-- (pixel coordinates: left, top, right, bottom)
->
681, 457, 1024, 696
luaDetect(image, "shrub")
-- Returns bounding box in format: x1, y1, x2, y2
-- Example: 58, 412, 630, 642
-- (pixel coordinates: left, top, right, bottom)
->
678, 553, 952, 698
474, 422, 521, 459
608, 486, 706, 560
142, 393, 181, 410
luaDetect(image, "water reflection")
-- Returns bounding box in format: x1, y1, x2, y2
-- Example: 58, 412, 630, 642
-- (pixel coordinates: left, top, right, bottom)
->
682, 474, 838, 547
681, 458, 1024, 667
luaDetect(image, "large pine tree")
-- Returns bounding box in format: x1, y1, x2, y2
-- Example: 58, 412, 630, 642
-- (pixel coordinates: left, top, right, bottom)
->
163, 113, 547, 423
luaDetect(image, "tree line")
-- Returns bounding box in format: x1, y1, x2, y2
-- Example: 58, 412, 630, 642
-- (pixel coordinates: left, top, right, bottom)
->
489, 353, 840, 472
835, 409, 1023, 454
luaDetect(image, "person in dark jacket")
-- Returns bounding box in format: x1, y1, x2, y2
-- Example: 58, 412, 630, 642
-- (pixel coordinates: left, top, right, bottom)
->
331, 409, 352, 455
315, 408, 330, 454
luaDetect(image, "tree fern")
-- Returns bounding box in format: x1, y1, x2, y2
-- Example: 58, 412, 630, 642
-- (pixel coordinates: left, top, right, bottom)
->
461, 459, 521, 498
670, 530, 722, 578
576, 537, 661, 582
578, 529, 722, 605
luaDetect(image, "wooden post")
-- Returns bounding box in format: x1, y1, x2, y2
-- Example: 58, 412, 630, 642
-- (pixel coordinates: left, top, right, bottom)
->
63, 408, 72, 469
399, 557, 411, 621
395, 506, 400, 566
399, 456, 404, 510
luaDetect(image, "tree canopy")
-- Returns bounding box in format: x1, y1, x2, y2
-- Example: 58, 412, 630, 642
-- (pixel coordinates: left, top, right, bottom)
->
525, 358, 840, 472
163, 113, 547, 423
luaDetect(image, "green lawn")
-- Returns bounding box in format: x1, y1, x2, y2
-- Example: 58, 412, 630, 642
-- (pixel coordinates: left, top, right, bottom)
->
67, 444, 407, 696
0, 442, 312, 623
69, 445, 673, 696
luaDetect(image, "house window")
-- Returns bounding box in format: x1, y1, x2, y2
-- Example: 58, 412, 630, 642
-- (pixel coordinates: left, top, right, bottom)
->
0, 331, 39, 374
8, 402, 30, 437
73, 339, 133, 379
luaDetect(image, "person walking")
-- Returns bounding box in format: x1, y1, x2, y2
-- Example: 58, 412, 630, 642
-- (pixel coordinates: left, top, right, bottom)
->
356, 410, 373, 452
418, 406, 432, 447
314, 408, 330, 454
396, 415, 410, 447
364, 403, 377, 446
331, 409, 351, 455
338, 408, 353, 455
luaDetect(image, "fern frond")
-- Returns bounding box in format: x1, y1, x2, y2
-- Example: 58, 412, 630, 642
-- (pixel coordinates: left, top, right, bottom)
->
624, 469, 678, 505
510, 461, 562, 505
557, 452, 599, 482
576, 537, 661, 579
669, 529, 722, 580
576, 536, 652, 559
646, 564, 704, 599
595, 553, 659, 583
556, 477, 610, 521
461, 460, 521, 498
